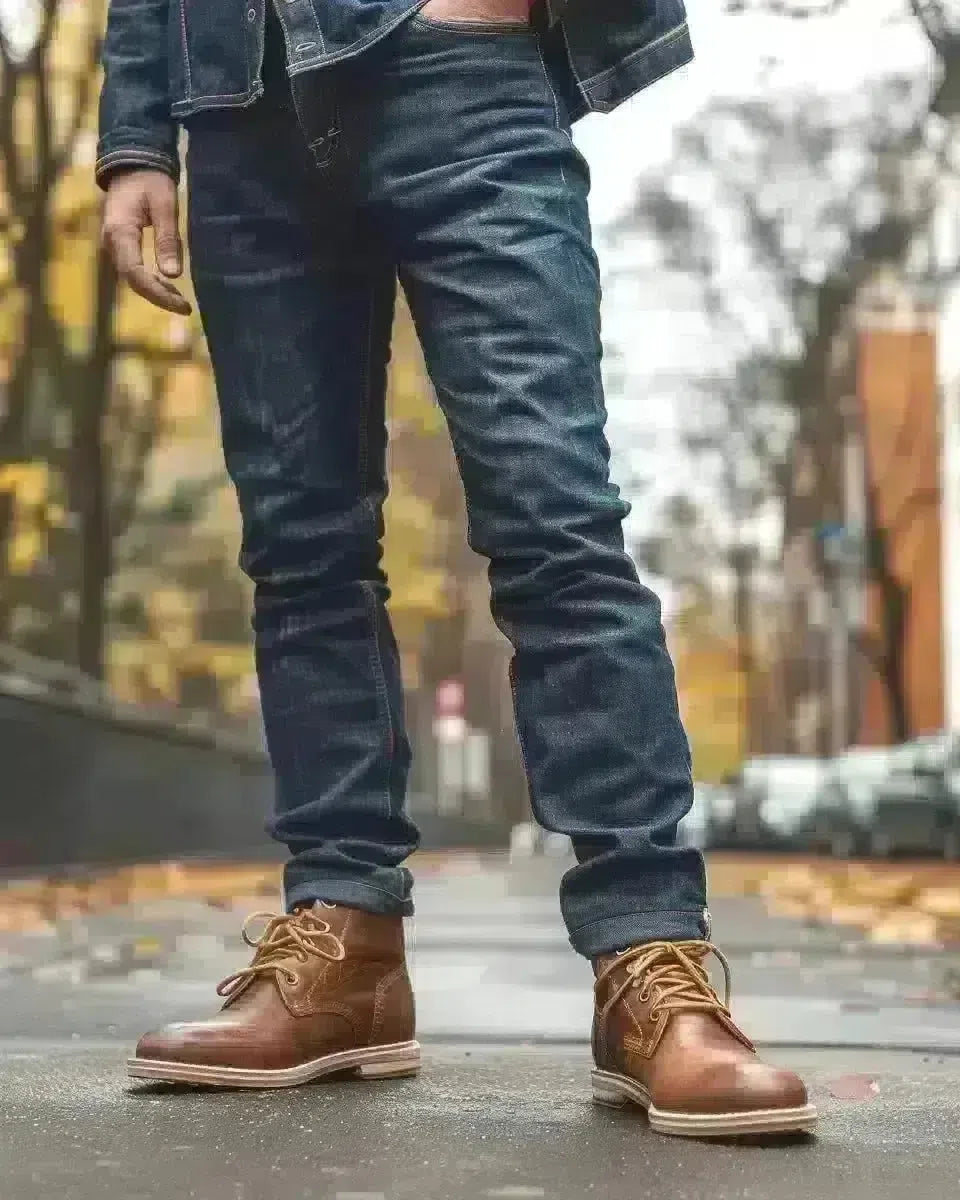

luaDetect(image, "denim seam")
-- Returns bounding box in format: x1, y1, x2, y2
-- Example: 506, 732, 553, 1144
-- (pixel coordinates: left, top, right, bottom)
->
177, 0, 193, 99
287, 878, 408, 906
536, 44, 598, 394
359, 288, 395, 819
570, 908, 706, 934
427, 383, 474, 551
507, 660, 532, 807
358, 289, 374, 495
535, 33, 571, 147
288, 79, 341, 167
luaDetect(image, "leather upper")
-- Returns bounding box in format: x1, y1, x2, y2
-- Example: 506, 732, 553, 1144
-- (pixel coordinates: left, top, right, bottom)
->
593, 942, 809, 1115
136, 905, 413, 1070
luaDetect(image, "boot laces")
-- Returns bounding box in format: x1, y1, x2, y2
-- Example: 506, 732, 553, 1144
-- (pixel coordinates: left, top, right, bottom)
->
216, 909, 345, 1000
597, 940, 732, 1022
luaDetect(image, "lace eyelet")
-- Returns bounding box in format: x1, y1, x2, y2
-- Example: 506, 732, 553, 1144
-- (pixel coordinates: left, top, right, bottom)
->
285, 971, 301, 987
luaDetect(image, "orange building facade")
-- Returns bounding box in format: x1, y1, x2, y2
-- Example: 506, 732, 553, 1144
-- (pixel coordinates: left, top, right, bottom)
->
855, 312, 944, 744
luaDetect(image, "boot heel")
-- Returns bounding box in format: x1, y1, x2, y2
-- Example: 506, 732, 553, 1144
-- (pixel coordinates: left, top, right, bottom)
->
356, 1059, 420, 1080
591, 1072, 629, 1108
355, 1046, 421, 1080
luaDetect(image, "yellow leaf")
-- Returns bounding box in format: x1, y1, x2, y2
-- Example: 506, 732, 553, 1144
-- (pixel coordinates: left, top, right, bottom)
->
8, 529, 44, 574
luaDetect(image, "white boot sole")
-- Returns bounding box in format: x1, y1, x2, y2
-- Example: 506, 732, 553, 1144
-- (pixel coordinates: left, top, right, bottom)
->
127, 1040, 421, 1089
591, 1068, 818, 1138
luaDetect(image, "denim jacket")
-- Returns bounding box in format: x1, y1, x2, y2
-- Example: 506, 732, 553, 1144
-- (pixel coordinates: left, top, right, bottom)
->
96, 0, 692, 188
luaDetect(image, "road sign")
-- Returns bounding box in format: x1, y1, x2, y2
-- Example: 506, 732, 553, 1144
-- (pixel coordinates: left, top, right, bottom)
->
434, 678, 464, 719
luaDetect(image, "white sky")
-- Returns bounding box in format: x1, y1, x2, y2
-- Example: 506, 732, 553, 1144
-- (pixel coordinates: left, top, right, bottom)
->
575, 0, 942, 569
577, 0, 935, 225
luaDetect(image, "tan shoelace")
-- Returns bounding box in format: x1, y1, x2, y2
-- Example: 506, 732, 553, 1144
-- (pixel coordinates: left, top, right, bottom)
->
596, 940, 732, 1023
216, 909, 346, 1000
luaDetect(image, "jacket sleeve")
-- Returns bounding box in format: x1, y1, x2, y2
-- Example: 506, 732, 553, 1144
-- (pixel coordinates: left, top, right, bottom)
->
96, 0, 179, 190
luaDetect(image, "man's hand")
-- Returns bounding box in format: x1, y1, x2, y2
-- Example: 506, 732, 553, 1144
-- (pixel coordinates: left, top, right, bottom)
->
101, 169, 192, 316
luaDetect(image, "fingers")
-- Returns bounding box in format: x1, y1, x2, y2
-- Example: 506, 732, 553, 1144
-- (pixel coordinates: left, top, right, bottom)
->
110, 227, 192, 315
101, 170, 192, 315
149, 184, 184, 279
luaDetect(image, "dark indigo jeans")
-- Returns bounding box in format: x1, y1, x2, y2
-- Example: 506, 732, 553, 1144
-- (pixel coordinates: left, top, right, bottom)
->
185, 12, 708, 958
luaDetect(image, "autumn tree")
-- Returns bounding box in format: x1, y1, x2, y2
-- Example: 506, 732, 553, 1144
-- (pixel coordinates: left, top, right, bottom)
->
0, 0, 206, 678
609, 34, 940, 742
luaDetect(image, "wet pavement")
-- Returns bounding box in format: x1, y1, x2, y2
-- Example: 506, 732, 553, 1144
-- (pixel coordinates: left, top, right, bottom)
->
2, 854, 960, 1197
5, 1043, 960, 1200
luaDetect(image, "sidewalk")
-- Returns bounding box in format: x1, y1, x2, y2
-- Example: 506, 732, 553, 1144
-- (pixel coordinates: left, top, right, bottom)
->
2, 1043, 958, 1199
2, 854, 960, 1198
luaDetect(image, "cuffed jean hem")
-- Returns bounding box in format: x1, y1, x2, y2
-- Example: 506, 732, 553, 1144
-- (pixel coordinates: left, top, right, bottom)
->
284, 878, 414, 918
569, 908, 709, 960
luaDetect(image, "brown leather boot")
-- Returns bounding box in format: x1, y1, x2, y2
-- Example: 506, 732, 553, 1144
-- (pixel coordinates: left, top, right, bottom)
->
592, 941, 816, 1137
128, 903, 419, 1088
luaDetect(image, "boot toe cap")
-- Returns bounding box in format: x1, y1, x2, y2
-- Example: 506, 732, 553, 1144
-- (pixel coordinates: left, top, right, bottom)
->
735, 1062, 809, 1111
135, 1024, 201, 1065
134, 1022, 250, 1068
654, 1060, 810, 1115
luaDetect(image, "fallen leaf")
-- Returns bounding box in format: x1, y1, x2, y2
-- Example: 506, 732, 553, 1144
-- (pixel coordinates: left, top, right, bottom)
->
828, 1075, 880, 1102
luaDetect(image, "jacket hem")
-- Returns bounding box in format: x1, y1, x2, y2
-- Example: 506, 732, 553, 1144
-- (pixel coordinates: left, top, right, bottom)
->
576, 22, 694, 116
171, 82, 265, 119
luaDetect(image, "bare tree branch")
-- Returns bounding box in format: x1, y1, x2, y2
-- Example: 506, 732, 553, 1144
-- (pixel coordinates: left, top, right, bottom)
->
0, 42, 25, 211
851, 628, 886, 672
109, 379, 165, 545
52, 26, 104, 178
908, 0, 955, 50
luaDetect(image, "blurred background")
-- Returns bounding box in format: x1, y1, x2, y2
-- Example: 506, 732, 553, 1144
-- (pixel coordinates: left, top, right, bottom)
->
1, 0, 960, 892
4, 5, 960, 1194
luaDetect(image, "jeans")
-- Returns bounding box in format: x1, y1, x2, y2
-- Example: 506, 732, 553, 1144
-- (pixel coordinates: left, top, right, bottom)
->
185, 11, 708, 958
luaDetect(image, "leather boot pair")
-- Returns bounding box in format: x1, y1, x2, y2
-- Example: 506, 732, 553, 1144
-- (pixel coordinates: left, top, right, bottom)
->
130, 905, 816, 1138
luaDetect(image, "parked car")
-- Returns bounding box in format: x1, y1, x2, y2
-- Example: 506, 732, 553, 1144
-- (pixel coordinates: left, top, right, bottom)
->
705, 782, 738, 849
733, 756, 830, 850
678, 785, 709, 849
869, 734, 960, 858
806, 746, 901, 857
678, 783, 736, 849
